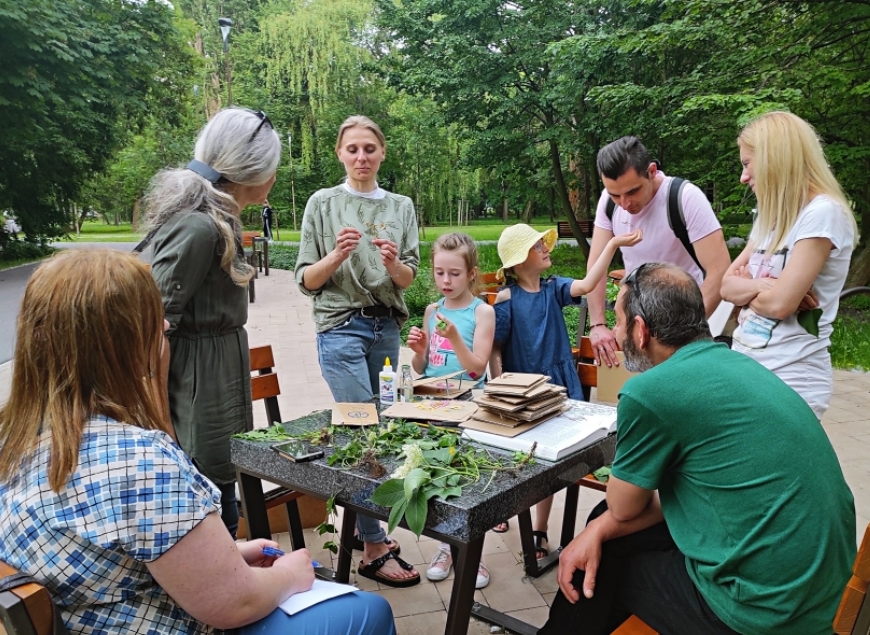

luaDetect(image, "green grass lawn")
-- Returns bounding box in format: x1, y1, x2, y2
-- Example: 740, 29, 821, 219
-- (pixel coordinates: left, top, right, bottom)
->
69, 222, 141, 242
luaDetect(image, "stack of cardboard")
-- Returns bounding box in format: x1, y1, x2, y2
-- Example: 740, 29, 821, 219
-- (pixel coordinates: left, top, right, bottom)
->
469, 373, 568, 430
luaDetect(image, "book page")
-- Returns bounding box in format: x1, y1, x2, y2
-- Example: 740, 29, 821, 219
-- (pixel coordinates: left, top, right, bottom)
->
462, 400, 616, 460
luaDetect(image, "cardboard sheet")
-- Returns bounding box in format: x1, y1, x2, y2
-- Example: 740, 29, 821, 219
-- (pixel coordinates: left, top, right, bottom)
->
595, 352, 637, 404
380, 400, 479, 424
462, 404, 569, 437
331, 403, 379, 427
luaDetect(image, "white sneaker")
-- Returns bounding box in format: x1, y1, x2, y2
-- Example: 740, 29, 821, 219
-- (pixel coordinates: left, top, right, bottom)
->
427, 546, 490, 589
427, 546, 452, 581
475, 561, 490, 589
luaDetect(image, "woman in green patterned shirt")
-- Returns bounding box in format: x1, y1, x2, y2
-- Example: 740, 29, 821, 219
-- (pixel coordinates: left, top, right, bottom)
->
295, 115, 421, 587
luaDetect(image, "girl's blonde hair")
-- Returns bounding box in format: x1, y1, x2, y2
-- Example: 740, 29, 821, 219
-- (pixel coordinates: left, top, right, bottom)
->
335, 115, 386, 151
0, 250, 173, 492
144, 108, 281, 286
738, 111, 857, 253
432, 232, 480, 295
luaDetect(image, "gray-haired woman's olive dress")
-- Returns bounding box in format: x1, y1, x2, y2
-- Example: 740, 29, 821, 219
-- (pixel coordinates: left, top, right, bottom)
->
150, 212, 252, 529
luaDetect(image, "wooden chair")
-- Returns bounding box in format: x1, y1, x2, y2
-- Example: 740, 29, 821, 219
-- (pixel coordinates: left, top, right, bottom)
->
478, 272, 500, 306
612, 522, 870, 635
0, 560, 69, 635
241, 231, 261, 303
240, 345, 306, 549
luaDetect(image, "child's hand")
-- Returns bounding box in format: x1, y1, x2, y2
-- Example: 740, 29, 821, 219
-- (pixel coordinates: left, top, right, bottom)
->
612, 229, 643, 248
406, 326, 427, 355
433, 312, 458, 341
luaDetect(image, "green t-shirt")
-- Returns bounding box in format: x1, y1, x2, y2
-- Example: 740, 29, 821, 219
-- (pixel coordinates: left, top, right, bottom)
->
295, 185, 420, 333
612, 340, 855, 635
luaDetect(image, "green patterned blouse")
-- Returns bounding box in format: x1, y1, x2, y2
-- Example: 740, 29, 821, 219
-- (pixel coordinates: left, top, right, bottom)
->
295, 185, 420, 333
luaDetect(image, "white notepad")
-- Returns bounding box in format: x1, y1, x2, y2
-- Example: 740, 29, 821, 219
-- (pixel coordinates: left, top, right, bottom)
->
278, 579, 358, 616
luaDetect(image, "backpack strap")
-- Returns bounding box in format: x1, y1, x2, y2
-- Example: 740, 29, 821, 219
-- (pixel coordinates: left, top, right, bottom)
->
605, 197, 616, 222
666, 177, 705, 278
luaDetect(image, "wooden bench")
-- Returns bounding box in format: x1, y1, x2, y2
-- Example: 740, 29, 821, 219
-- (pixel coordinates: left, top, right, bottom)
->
478, 271, 500, 306
241, 231, 262, 303
556, 220, 595, 240
0, 560, 69, 635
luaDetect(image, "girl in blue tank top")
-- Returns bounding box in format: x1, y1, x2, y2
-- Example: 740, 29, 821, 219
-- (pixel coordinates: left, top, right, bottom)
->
405, 232, 495, 589
406, 233, 495, 387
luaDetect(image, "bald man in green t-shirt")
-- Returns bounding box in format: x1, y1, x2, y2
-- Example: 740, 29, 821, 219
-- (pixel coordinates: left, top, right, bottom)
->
541, 263, 856, 635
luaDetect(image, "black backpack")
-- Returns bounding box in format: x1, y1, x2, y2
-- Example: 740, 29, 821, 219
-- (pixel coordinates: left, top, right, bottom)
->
605, 177, 705, 278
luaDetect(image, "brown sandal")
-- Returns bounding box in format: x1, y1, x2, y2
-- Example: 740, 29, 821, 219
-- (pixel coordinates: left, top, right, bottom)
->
357, 550, 420, 588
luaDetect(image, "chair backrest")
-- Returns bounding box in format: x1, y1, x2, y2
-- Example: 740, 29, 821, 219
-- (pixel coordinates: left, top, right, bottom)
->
478, 272, 500, 306
0, 561, 68, 635
834, 523, 870, 635
575, 336, 597, 391
250, 345, 282, 426
241, 231, 260, 248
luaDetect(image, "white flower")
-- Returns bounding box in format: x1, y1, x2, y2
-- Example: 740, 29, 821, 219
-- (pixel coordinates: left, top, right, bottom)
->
390, 443, 425, 479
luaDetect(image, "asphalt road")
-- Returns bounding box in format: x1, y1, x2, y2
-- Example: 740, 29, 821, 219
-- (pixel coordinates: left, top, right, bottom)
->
0, 243, 145, 364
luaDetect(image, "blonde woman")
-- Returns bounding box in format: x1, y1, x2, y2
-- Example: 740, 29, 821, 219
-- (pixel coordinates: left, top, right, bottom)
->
0, 250, 396, 635
721, 111, 858, 418
144, 107, 279, 537
295, 115, 421, 587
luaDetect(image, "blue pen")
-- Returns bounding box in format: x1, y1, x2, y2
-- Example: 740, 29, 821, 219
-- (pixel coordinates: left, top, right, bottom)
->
262, 546, 321, 567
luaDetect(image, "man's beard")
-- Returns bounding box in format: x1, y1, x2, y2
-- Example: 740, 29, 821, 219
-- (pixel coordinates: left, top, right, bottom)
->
622, 329, 654, 373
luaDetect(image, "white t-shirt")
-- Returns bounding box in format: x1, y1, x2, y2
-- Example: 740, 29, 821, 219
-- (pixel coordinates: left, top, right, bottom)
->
594, 173, 721, 285
732, 195, 855, 372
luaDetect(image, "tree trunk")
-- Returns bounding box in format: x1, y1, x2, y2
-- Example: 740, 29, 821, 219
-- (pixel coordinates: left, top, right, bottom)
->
502, 197, 508, 222
522, 198, 534, 224
548, 138, 590, 260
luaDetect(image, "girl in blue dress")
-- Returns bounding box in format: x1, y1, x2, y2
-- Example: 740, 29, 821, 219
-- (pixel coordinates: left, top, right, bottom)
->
406, 232, 495, 589
490, 223, 641, 558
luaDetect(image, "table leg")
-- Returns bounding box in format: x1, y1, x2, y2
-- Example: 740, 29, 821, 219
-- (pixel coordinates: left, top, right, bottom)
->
284, 499, 306, 551
337, 508, 357, 584
444, 536, 484, 635
237, 471, 270, 540
560, 482, 580, 549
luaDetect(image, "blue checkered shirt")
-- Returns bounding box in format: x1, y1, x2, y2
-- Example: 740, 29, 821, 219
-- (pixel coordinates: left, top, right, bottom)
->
0, 416, 221, 634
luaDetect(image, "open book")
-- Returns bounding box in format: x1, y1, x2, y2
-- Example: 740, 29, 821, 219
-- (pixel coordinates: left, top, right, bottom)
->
460, 399, 617, 461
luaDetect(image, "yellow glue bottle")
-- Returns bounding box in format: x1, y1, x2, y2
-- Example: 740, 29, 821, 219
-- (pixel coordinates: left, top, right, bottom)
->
379, 357, 396, 406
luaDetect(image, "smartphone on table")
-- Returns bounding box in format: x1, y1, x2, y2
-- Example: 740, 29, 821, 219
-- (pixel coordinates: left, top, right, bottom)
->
271, 440, 324, 463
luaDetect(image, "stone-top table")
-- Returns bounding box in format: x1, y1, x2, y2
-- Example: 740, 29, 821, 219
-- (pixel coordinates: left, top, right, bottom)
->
232, 408, 616, 635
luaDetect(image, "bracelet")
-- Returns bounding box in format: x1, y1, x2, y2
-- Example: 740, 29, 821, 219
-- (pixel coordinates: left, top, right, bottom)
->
589, 323, 608, 329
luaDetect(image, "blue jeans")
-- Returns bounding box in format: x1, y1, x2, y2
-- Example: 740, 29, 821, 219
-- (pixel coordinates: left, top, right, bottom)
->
317, 312, 399, 544
240, 591, 396, 635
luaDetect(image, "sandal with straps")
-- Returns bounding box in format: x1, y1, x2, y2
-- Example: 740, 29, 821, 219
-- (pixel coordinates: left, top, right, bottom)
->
357, 550, 420, 588
532, 530, 549, 560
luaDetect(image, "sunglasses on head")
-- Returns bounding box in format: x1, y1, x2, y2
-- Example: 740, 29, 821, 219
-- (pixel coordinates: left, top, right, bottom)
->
248, 110, 273, 143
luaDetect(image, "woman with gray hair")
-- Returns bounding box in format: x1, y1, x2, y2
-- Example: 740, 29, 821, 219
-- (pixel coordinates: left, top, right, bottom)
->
144, 107, 280, 537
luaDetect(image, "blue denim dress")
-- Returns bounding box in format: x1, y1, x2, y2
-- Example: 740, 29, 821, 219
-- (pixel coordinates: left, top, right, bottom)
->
493, 276, 584, 399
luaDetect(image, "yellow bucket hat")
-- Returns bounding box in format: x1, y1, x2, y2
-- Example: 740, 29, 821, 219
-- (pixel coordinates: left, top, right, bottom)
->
496, 224, 558, 281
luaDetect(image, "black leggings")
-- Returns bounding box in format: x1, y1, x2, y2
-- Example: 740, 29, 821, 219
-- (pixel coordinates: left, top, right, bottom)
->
540, 501, 741, 635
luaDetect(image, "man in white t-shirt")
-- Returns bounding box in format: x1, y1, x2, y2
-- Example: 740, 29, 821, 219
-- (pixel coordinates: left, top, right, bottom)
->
587, 137, 731, 367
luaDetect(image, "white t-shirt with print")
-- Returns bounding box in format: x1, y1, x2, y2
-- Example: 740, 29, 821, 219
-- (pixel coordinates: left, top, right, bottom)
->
732, 195, 855, 372
594, 173, 722, 285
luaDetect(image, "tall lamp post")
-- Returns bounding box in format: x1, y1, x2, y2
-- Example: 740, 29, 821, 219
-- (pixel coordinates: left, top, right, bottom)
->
288, 133, 297, 231
218, 17, 233, 106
